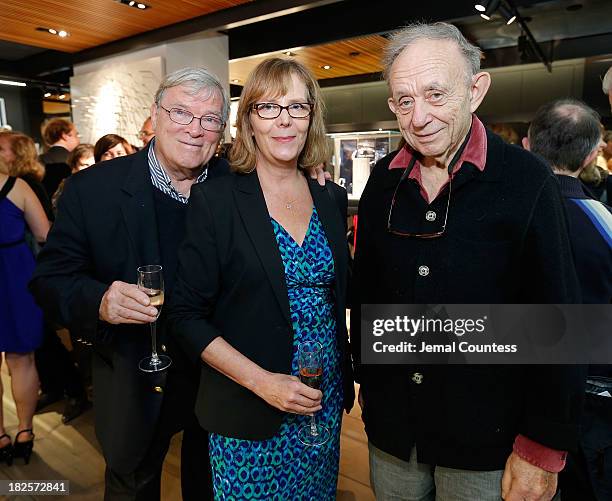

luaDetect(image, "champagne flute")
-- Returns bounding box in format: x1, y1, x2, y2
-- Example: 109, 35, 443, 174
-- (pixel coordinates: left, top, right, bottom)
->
137, 265, 172, 372
297, 341, 330, 446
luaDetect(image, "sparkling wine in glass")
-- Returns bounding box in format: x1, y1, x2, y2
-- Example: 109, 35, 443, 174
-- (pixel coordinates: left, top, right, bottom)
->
297, 341, 330, 446
137, 265, 171, 372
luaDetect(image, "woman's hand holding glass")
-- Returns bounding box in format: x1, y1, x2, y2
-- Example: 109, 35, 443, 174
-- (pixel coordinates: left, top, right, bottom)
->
253, 371, 322, 415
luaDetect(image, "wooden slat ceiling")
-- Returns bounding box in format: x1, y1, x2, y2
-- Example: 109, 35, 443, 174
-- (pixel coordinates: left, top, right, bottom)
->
229, 34, 388, 83
0, 0, 252, 53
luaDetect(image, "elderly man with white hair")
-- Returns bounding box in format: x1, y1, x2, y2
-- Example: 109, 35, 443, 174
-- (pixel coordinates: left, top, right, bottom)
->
351, 22, 585, 501
31, 67, 230, 501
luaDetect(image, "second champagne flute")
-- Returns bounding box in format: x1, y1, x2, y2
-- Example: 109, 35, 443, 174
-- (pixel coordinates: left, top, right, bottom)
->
137, 265, 171, 372
297, 341, 330, 446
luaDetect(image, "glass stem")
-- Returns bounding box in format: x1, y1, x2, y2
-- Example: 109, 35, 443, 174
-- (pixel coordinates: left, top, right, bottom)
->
150, 321, 160, 363
310, 413, 318, 436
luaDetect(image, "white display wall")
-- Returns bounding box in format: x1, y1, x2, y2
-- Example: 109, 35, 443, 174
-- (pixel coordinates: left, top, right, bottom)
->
71, 56, 163, 146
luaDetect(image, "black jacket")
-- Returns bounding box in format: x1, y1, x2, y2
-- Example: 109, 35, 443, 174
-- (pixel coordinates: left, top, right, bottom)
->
40, 145, 71, 198
168, 171, 355, 440
30, 146, 229, 473
351, 129, 585, 470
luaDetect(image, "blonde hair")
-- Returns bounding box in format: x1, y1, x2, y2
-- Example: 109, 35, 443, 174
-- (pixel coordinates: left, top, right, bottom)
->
230, 58, 328, 173
0, 131, 45, 181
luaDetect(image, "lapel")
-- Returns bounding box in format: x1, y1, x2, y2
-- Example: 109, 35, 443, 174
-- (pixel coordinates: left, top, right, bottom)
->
309, 178, 347, 308
233, 171, 292, 326
119, 150, 161, 267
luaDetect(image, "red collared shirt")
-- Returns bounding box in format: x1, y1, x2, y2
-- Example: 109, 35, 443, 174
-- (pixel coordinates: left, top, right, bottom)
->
388, 115, 488, 203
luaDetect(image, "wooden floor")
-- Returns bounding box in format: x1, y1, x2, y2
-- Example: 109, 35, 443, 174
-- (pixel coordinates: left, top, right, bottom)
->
0, 364, 374, 500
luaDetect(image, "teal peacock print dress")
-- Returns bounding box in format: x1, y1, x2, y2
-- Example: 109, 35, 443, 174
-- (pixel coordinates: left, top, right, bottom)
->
209, 207, 344, 500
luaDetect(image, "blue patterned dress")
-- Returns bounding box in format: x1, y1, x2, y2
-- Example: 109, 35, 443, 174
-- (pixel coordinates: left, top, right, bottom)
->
209, 207, 343, 500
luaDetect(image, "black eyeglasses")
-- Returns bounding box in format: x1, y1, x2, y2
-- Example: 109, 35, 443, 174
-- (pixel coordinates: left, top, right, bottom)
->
252, 102, 313, 120
159, 105, 225, 132
387, 126, 472, 238
387, 159, 452, 238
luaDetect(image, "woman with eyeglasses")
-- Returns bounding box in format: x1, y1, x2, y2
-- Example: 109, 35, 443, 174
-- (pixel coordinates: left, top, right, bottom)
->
168, 58, 354, 499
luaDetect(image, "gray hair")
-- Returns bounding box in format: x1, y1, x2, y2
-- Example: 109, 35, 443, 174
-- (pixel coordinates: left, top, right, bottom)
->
528, 98, 602, 173
154, 67, 230, 122
383, 22, 482, 82
603, 66, 612, 95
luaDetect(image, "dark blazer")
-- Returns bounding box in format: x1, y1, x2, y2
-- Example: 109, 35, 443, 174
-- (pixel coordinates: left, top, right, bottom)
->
168, 171, 355, 440
351, 129, 585, 470
40, 145, 72, 198
29, 146, 229, 474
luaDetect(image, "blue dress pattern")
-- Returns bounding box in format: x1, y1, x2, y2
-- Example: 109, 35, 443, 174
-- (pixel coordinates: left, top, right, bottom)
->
209, 207, 343, 500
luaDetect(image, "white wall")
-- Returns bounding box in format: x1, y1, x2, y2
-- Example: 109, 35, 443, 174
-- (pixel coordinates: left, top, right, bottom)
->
71, 33, 229, 146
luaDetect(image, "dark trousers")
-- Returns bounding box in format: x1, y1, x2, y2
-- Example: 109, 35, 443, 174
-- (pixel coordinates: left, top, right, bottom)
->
35, 322, 86, 398
560, 392, 612, 501
104, 415, 211, 501
104, 366, 212, 501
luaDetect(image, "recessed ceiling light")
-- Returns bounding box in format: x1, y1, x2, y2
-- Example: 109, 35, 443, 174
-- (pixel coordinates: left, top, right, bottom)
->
283, 51, 296, 56
44, 92, 52, 98
232, 79, 240, 83
480, 13, 491, 20
321, 65, 332, 70
474, 3, 486, 12
58, 94, 66, 100
37, 26, 69, 38
115, 0, 149, 9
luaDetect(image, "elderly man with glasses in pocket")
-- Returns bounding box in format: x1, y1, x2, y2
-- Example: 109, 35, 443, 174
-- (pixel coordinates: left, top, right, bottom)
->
350, 22, 585, 501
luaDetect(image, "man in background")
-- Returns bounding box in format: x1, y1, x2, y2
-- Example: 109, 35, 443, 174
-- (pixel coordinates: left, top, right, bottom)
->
524, 98, 612, 501
138, 117, 155, 148
39, 118, 80, 197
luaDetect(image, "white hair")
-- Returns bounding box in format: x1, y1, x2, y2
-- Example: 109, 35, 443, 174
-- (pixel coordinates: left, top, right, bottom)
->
154, 67, 230, 122
603, 66, 612, 95
383, 22, 482, 83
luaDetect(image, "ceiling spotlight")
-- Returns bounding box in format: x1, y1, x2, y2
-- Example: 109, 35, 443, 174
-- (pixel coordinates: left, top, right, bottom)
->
283, 50, 296, 56
137, 3, 146, 8
321, 65, 332, 70
44, 92, 52, 98
58, 94, 66, 100
480, 13, 491, 20
474, 3, 486, 12
129, 0, 135, 4
232, 79, 240, 83
58, 30, 68, 38
48, 28, 57, 35
499, 4, 517, 25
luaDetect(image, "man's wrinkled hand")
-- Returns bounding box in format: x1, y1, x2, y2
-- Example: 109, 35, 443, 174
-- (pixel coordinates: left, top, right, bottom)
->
501, 451, 557, 501
307, 163, 332, 186
99, 281, 158, 325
